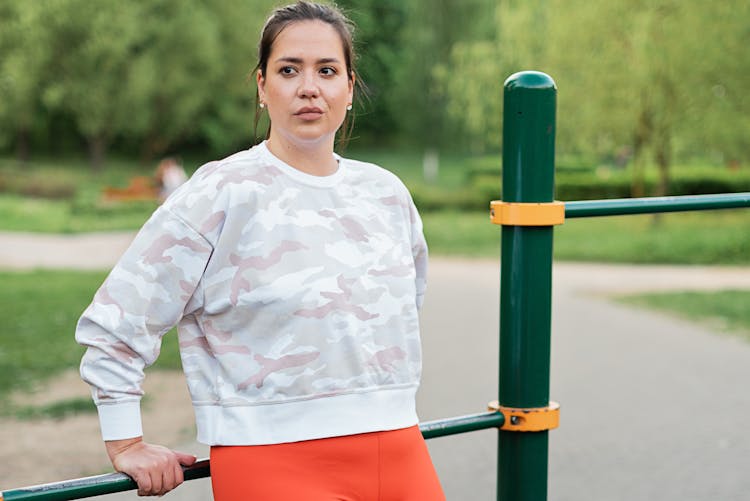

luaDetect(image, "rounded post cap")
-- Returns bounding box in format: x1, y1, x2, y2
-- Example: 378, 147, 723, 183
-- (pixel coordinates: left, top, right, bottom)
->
504, 71, 556, 91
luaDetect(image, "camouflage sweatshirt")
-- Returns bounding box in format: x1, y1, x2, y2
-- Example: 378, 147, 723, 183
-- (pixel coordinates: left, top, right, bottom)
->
76, 142, 428, 445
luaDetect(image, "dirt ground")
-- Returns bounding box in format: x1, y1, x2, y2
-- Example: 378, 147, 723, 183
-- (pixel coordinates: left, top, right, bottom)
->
0, 370, 197, 490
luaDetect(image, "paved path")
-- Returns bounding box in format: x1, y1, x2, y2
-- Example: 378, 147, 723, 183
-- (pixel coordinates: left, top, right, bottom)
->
0, 231, 136, 270
2, 232, 749, 500
422, 260, 750, 501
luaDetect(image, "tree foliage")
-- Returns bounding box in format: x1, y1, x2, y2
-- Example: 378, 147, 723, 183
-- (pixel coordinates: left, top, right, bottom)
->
0, 0, 747, 177
336, 0, 407, 146
0, 2, 51, 160
0, 0, 275, 168
436, 0, 750, 191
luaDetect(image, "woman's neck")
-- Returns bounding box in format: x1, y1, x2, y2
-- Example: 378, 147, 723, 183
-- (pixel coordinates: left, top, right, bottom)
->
265, 135, 339, 177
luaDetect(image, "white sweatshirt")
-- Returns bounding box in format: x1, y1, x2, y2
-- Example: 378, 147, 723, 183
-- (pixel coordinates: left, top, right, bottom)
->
76, 142, 428, 445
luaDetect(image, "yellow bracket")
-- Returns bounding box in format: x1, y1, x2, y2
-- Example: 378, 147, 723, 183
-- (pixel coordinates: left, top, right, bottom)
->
490, 201, 565, 226
488, 400, 560, 432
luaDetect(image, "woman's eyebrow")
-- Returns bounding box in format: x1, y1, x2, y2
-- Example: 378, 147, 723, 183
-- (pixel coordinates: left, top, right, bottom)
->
274, 57, 342, 65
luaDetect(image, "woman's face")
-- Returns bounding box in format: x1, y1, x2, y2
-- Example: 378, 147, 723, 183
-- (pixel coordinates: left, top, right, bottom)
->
257, 20, 354, 149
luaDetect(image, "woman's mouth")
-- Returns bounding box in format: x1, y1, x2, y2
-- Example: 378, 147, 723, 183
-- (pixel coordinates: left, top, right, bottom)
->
295, 107, 324, 120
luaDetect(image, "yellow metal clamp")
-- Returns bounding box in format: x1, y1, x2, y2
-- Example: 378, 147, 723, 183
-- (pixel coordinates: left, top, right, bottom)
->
488, 401, 560, 432
490, 201, 565, 226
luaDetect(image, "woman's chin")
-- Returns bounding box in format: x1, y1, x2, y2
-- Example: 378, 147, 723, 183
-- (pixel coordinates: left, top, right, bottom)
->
276, 128, 338, 148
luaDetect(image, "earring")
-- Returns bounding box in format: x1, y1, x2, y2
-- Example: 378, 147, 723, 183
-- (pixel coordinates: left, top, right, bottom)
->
346, 104, 352, 111
259, 102, 265, 109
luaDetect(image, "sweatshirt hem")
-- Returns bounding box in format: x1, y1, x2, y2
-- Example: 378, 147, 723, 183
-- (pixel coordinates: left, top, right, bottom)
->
195, 386, 418, 445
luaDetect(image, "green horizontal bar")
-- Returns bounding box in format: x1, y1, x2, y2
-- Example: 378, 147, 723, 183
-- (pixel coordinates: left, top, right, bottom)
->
420, 411, 505, 439
2, 412, 503, 500
1, 460, 210, 501
564, 192, 750, 218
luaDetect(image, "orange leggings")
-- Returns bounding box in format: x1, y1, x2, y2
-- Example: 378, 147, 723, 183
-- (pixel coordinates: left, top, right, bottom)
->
210, 425, 445, 500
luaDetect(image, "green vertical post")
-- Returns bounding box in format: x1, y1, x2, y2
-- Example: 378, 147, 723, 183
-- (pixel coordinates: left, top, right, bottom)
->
498, 71, 557, 500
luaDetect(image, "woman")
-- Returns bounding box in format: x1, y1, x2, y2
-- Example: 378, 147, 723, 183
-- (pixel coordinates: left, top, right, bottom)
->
76, 2, 444, 499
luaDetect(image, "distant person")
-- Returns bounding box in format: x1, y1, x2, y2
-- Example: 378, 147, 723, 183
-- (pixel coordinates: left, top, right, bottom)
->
76, 1, 442, 499
154, 157, 188, 202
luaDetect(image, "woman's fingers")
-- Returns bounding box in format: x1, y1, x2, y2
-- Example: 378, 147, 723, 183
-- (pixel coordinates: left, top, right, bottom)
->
107, 439, 192, 496
157, 463, 175, 496
173, 462, 185, 490
175, 451, 198, 467
137, 463, 180, 497
134, 470, 153, 496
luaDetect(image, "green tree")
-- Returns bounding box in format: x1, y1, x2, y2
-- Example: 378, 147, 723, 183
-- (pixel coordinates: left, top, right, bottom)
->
0, 0, 284, 164
438, 0, 750, 193
0, 2, 52, 162
676, 0, 750, 167
39, 1, 150, 170
123, 0, 225, 161
395, 0, 497, 151
196, 0, 287, 155
337, 0, 407, 146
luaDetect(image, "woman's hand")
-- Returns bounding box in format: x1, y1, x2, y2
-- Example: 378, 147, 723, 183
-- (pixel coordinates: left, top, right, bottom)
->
105, 437, 197, 496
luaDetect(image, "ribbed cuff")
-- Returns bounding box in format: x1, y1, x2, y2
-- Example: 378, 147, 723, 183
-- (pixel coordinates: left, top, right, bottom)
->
97, 401, 143, 441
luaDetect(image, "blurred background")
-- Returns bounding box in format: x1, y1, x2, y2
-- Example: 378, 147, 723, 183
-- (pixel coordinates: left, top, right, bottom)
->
1, 0, 750, 496
1, 0, 749, 256
1, 0, 749, 200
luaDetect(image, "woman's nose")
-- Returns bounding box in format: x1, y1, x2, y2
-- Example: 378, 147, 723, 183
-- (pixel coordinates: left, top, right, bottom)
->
298, 72, 320, 98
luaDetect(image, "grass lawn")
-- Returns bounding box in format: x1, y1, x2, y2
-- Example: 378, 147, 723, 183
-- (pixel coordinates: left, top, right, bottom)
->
422, 209, 750, 264
0, 194, 159, 233
555, 210, 750, 264
618, 290, 750, 342
0, 270, 182, 405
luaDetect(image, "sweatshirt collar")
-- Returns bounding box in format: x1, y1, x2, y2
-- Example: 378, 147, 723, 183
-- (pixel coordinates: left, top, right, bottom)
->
257, 141, 344, 188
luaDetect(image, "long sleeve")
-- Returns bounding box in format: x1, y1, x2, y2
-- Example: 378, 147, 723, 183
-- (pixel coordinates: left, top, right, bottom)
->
408, 196, 428, 310
76, 207, 213, 440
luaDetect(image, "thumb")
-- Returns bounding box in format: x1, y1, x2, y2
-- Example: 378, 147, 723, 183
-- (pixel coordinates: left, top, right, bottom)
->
175, 451, 198, 467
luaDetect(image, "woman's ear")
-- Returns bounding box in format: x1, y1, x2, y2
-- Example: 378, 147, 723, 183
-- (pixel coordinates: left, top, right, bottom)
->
348, 71, 355, 102
257, 69, 266, 102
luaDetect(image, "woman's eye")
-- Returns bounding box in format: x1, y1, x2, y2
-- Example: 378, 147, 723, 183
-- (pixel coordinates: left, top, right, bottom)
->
280, 66, 296, 75
320, 67, 337, 76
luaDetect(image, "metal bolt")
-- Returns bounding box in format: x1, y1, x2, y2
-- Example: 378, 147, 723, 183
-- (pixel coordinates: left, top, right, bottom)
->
510, 416, 520, 425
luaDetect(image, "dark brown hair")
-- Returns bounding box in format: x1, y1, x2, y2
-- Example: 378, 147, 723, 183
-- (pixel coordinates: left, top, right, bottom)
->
253, 1, 366, 149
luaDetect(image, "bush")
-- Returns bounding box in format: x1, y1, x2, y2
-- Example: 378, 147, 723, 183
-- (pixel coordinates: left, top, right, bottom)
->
472, 166, 750, 204
555, 171, 633, 200
410, 184, 490, 212
669, 168, 750, 195
411, 164, 750, 213
464, 155, 597, 185
69, 192, 158, 216
0, 171, 77, 200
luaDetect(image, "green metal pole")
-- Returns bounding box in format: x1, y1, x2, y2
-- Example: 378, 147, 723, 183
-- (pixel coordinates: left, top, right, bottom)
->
0, 461, 210, 501
421, 411, 505, 439
498, 71, 557, 501
565, 192, 750, 218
